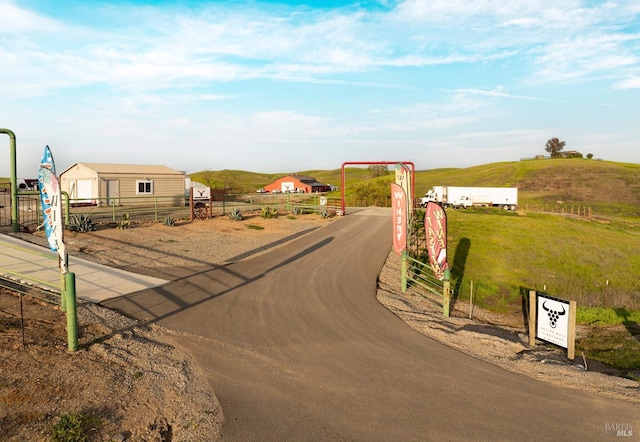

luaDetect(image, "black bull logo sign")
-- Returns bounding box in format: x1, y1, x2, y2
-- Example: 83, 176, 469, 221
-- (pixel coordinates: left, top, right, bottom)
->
542, 301, 566, 328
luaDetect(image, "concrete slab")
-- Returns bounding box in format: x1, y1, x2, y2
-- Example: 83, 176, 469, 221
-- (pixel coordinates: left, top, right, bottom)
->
0, 233, 168, 302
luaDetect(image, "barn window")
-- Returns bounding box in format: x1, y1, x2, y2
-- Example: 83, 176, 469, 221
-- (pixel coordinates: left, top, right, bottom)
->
136, 180, 154, 195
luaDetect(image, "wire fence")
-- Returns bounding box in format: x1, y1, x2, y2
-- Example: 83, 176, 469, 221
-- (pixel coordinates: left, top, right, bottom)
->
522, 203, 593, 220
1, 191, 364, 231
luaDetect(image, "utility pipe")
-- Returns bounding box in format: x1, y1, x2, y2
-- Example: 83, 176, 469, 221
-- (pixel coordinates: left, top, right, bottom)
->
0, 128, 18, 232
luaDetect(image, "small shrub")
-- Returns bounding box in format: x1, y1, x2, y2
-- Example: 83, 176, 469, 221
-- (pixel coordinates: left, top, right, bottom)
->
117, 213, 130, 229
260, 206, 278, 219
291, 206, 304, 215
50, 412, 101, 442
227, 208, 243, 221
162, 215, 175, 227
67, 214, 95, 233
320, 208, 330, 219
247, 224, 264, 230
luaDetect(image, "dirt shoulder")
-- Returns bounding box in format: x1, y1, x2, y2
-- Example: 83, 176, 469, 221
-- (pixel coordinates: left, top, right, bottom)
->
1, 213, 639, 441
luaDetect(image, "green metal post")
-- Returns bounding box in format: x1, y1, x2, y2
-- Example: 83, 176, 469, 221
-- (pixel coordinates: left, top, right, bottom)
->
401, 250, 408, 292
60, 264, 67, 312
112, 200, 117, 222
443, 269, 451, 317
154, 197, 158, 222
0, 128, 19, 232
64, 272, 78, 352
61, 191, 70, 224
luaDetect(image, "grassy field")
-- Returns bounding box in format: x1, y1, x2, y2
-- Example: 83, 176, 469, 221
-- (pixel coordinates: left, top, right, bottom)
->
442, 209, 640, 313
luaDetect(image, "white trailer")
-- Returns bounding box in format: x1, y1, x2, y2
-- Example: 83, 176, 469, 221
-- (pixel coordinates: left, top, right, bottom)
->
421, 186, 518, 210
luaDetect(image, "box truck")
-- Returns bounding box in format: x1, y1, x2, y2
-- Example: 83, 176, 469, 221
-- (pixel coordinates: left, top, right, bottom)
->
420, 186, 518, 210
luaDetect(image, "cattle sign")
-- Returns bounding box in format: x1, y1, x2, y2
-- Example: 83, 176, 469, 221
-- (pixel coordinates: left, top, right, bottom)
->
528, 291, 576, 359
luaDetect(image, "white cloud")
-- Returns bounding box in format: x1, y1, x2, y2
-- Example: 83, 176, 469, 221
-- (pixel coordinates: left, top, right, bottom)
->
613, 77, 640, 89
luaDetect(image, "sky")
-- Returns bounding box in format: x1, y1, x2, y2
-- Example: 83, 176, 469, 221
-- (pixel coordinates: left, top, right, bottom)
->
1, 0, 639, 178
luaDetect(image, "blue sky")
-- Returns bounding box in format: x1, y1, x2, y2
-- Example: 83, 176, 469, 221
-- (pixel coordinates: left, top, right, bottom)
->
1, 0, 639, 177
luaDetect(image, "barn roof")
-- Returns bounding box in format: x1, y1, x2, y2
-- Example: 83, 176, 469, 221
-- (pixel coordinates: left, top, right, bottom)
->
61, 163, 184, 176
280, 175, 329, 186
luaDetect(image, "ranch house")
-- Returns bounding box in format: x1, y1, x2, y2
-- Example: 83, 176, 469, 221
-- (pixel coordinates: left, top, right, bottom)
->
59, 163, 186, 207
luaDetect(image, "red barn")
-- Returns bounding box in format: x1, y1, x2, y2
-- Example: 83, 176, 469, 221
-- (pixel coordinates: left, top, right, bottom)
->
264, 174, 330, 193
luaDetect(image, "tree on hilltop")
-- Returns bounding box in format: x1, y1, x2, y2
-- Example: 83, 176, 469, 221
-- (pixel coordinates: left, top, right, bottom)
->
368, 164, 390, 178
545, 137, 566, 158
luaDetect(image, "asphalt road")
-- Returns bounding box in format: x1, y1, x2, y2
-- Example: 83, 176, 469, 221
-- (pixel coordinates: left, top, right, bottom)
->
104, 208, 638, 441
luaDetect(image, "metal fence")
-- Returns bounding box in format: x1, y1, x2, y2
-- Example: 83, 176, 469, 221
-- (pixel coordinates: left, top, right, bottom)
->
0, 190, 349, 231
401, 209, 450, 316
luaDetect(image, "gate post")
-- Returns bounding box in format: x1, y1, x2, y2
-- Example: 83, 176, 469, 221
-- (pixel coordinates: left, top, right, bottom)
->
1, 128, 19, 232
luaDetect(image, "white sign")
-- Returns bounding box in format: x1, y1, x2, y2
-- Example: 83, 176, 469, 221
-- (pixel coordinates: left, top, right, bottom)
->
192, 184, 211, 200
320, 196, 327, 206
537, 295, 571, 348
281, 181, 295, 192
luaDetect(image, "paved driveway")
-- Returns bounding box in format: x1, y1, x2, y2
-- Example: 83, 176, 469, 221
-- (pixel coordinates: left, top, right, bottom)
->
104, 209, 638, 441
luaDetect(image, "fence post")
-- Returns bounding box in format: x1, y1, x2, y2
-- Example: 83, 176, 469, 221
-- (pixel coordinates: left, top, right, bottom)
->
154, 197, 158, 222
401, 251, 408, 292
443, 269, 451, 317
65, 272, 78, 352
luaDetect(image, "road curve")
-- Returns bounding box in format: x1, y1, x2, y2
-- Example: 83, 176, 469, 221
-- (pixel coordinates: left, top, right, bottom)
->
104, 208, 638, 441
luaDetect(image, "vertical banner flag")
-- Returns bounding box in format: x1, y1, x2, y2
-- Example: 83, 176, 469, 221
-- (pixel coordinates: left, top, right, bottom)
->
391, 183, 407, 254
424, 202, 448, 280
394, 163, 413, 213
38, 145, 67, 271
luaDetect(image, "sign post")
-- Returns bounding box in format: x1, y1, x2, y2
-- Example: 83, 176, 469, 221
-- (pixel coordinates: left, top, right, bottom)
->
38, 145, 77, 352
529, 291, 576, 360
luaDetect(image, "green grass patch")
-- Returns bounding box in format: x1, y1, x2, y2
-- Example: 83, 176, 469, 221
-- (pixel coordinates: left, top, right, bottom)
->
247, 224, 264, 230
50, 412, 101, 442
577, 327, 640, 376
577, 307, 640, 326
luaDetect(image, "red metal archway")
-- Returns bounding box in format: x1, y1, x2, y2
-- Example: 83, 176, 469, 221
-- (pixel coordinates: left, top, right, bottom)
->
340, 161, 415, 214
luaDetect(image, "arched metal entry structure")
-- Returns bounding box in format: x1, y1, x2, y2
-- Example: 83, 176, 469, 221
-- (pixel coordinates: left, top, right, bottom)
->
340, 161, 415, 214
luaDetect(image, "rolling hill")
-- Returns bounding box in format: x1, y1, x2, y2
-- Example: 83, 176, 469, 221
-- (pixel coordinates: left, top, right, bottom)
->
191, 158, 640, 219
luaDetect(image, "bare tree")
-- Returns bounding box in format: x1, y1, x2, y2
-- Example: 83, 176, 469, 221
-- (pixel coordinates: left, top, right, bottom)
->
545, 137, 566, 158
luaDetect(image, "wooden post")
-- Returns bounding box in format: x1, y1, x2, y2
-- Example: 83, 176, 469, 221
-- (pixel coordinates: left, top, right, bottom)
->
529, 290, 537, 346
189, 187, 194, 221
567, 300, 577, 360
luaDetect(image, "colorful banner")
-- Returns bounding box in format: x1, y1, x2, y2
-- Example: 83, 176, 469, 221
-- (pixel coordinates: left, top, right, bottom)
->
395, 163, 413, 213
391, 183, 407, 254
424, 201, 448, 280
38, 145, 67, 270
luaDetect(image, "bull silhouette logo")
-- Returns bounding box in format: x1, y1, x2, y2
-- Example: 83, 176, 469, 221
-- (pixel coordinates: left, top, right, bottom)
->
542, 301, 566, 328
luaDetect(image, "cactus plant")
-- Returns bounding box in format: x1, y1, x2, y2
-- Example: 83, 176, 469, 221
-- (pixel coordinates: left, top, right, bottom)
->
227, 208, 243, 221
67, 214, 95, 232
260, 206, 278, 219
